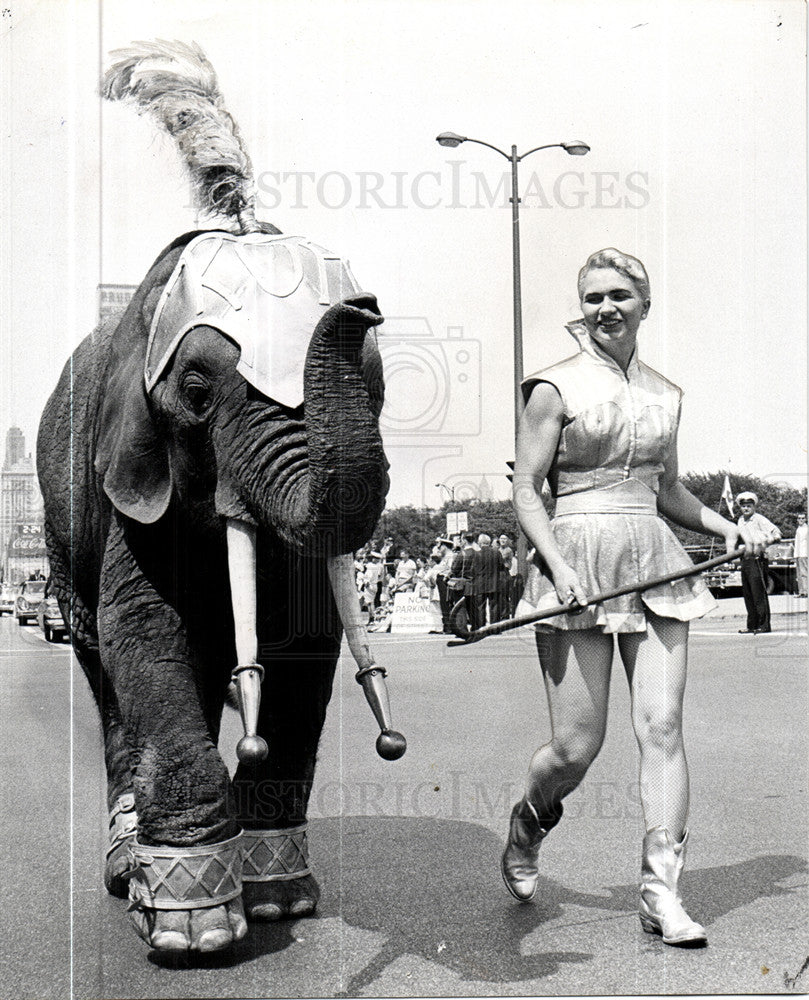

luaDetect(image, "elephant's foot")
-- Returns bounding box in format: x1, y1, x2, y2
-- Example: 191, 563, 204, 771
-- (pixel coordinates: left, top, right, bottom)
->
243, 873, 320, 921
105, 792, 138, 898
126, 832, 245, 952
241, 824, 320, 921
129, 897, 247, 952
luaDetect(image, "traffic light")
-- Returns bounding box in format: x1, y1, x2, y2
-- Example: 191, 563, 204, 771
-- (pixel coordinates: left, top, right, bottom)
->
506, 461, 515, 483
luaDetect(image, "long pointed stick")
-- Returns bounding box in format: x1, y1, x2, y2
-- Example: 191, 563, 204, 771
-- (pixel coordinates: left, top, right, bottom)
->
226, 518, 269, 763
448, 547, 745, 645
327, 555, 407, 760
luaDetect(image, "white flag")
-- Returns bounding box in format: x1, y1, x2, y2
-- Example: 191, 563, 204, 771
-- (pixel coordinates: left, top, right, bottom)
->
721, 475, 735, 517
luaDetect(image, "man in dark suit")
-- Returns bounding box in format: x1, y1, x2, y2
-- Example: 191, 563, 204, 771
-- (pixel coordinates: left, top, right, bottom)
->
475, 533, 502, 626
450, 532, 482, 631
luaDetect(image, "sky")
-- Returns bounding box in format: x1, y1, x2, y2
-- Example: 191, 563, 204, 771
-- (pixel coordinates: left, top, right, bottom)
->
1, 0, 806, 510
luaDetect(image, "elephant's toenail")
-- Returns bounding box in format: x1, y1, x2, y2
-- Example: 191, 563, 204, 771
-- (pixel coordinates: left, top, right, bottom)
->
197, 928, 232, 952
289, 899, 315, 916
230, 915, 248, 940
151, 930, 190, 952
249, 902, 283, 921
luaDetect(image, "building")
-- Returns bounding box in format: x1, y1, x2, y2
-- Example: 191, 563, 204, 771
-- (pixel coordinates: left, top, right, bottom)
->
1, 427, 47, 582
98, 283, 138, 323
1, 286, 138, 582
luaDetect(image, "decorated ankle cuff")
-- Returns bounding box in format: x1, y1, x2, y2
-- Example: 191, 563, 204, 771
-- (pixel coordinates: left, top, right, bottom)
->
241, 825, 312, 882
126, 831, 243, 910
107, 792, 138, 858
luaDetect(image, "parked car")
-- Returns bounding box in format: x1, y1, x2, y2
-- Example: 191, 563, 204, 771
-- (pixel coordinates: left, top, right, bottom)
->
764, 540, 797, 594
37, 590, 68, 642
699, 539, 796, 596
0, 584, 19, 615
14, 579, 47, 625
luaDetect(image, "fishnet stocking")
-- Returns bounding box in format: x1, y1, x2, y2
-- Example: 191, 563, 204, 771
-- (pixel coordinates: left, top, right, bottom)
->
522, 615, 692, 837
525, 628, 614, 815
618, 611, 690, 838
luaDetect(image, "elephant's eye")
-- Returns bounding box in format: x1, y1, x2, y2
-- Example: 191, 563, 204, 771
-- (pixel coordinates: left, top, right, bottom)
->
181, 374, 212, 416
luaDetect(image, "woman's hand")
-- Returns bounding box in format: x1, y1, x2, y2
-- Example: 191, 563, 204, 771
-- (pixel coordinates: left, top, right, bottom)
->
550, 562, 588, 607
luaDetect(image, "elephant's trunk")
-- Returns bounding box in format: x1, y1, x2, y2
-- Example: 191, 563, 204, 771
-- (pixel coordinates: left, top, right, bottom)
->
212, 297, 387, 557
262, 298, 389, 556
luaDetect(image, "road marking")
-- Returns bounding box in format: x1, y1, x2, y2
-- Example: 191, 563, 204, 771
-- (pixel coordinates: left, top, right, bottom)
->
691, 629, 807, 637
365, 634, 449, 645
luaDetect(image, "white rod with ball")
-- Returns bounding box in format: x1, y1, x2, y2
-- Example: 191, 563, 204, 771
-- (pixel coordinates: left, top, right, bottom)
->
226, 518, 268, 764
327, 553, 406, 760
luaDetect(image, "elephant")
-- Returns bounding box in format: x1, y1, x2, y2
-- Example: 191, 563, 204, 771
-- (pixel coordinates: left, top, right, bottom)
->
36, 41, 402, 955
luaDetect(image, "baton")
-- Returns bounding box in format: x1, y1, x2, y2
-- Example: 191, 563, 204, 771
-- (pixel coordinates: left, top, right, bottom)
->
447, 546, 746, 645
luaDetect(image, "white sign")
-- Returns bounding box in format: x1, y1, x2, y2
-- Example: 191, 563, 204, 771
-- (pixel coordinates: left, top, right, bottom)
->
390, 592, 443, 634
446, 511, 469, 536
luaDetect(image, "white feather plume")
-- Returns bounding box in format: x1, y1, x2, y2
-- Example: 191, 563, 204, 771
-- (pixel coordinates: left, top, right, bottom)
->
102, 40, 258, 229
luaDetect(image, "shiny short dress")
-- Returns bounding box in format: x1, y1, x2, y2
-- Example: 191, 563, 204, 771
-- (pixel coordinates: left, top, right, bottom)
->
517, 322, 716, 633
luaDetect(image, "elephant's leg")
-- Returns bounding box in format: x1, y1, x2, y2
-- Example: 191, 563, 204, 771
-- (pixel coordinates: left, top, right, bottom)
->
72, 639, 138, 895
234, 550, 340, 921
98, 517, 245, 952
235, 650, 338, 920
46, 534, 136, 895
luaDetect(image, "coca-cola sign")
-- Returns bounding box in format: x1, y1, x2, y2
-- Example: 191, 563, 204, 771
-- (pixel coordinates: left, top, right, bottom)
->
10, 536, 47, 551
7, 523, 46, 556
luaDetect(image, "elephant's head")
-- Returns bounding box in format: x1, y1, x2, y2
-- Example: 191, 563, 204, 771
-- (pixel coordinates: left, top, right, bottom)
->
95, 230, 389, 557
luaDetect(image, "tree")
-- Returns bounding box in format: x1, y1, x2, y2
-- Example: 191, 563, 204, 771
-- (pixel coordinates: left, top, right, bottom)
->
372, 498, 544, 557
667, 471, 806, 546
370, 506, 443, 557
372, 471, 806, 559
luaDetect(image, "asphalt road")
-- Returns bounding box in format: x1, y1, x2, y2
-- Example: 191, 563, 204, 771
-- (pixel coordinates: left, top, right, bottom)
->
1, 611, 807, 999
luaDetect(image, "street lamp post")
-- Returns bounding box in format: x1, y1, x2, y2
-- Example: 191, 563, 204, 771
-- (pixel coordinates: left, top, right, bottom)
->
435, 481, 456, 505
435, 132, 590, 574
436, 132, 589, 436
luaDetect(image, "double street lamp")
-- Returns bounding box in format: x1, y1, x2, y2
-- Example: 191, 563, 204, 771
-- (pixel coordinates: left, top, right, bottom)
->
435, 132, 589, 439
436, 131, 590, 572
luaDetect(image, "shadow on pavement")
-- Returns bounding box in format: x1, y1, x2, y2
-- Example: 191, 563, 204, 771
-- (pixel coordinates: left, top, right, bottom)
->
556, 851, 808, 924
146, 921, 298, 970
310, 816, 807, 996
315, 815, 591, 994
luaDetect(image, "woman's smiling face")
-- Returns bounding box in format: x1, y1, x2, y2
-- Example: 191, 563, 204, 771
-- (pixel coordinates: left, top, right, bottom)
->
579, 267, 650, 367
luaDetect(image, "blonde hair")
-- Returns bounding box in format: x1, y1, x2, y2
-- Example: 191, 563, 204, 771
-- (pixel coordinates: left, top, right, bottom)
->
578, 248, 650, 302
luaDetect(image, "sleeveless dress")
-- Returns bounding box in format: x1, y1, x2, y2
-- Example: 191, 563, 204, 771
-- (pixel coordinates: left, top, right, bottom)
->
516, 321, 716, 633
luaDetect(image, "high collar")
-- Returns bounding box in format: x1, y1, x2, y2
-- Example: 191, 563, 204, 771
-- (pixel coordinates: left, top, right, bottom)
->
565, 319, 640, 378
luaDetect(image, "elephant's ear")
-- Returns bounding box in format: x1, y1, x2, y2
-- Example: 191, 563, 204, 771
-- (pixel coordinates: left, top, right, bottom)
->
95, 281, 173, 524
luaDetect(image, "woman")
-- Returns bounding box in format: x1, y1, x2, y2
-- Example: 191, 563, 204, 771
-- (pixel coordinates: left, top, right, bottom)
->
421, 552, 446, 628
502, 249, 758, 947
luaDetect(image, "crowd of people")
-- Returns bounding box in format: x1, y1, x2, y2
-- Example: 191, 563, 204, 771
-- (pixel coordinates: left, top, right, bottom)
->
353, 532, 522, 632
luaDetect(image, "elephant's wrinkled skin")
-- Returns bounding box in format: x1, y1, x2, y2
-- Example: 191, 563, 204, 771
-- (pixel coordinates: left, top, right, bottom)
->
37, 228, 389, 950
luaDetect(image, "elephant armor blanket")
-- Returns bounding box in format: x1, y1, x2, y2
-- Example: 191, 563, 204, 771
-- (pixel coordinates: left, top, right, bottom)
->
145, 231, 364, 408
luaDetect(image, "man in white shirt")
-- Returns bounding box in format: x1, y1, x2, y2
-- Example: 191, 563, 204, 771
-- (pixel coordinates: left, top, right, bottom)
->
364, 553, 384, 609
794, 512, 808, 598
432, 538, 456, 633
736, 492, 781, 634
392, 549, 417, 593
